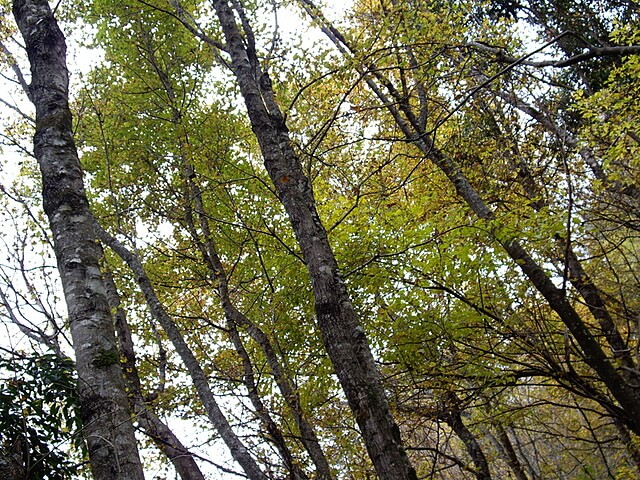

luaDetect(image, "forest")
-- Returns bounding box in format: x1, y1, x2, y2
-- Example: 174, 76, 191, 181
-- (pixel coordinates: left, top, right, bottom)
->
0, 0, 639, 478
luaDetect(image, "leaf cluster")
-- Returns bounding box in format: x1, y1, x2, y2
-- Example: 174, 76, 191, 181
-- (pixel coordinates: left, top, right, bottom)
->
0, 353, 84, 480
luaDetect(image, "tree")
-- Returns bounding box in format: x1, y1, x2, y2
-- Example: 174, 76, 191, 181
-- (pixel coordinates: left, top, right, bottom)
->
1, 0, 640, 477
10, 1, 144, 479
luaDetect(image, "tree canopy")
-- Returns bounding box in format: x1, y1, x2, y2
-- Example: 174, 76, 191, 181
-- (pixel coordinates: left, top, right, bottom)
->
1, 0, 639, 478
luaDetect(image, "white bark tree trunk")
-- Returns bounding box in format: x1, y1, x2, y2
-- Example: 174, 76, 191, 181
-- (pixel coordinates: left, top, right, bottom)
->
12, 1, 145, 479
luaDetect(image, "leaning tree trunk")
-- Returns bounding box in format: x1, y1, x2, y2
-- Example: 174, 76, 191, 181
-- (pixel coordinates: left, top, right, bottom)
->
94, 223, 268, 480
439, 393, 492, 480
11, 1, 145, 479
208, 1, 417, 479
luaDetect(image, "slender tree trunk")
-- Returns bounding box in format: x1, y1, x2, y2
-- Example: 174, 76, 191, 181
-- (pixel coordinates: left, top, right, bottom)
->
226, 324, 310, 480
182, 167, 335, 480
440, 393, 492, 480
11, 2, 145, 479
474, 94, 638, 381
94, 222, 268, 480
103, 273, 206, 480
495, 424, 529, 480
208, 1, 417, 479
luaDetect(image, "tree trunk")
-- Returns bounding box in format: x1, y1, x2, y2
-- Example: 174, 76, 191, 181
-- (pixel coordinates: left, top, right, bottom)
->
103, 272, 206, 480
11, 2, 145, 479
495, 424, 529, 480
440, 393, 492, 480
209, 1, 417, 479
94, 222, 268, 480
0, 447, 25, 480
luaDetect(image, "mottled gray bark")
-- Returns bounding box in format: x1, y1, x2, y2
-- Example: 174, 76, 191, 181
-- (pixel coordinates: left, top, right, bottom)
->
0, 447, 25, 480
11, 1, 145, 479
209, 1, 417, 479
103, 273, 206, 480
94, 223, 267, 480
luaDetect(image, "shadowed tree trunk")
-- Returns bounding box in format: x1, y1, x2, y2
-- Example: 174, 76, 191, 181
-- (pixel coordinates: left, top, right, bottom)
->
495, 424, 530, 480
0, 447, 25, 480
439, 392, 492, 480
11, 1, 145, 479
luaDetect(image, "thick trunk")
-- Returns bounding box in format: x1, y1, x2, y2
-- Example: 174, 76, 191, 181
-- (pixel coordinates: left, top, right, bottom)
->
0, 449, 25, 480
210, 1, 417, 479
612, 417, 640, 474
12, 2, 145, 479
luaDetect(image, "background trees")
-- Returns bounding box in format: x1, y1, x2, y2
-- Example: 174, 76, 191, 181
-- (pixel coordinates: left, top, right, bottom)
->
1, 0, 639, 478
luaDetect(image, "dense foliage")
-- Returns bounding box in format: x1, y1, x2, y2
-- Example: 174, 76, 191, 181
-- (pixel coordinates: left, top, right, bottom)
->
1, 0, 639, 478
0, 354, 81, 479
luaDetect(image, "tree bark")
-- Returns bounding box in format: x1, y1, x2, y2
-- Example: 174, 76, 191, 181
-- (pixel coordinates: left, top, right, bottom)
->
94, 222, 268, 480
103, 272, 206, 480
495, 424, 530, 480
209, 1, 417, 479
0, 447, 25, 480
440, 393, 492, 480
11, 2, 145, 479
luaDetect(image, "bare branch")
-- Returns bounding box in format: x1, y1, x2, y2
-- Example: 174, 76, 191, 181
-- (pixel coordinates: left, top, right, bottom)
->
468, 39, 640, 69
0, 38, 31, 100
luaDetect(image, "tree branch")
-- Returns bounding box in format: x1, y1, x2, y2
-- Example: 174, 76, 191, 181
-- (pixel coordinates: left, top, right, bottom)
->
468, 39, 640, 69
